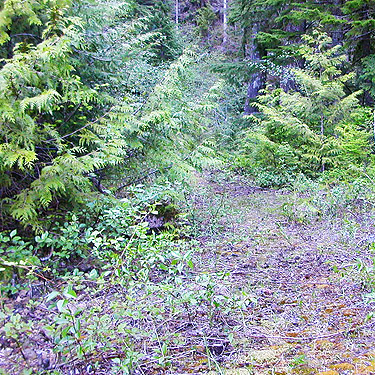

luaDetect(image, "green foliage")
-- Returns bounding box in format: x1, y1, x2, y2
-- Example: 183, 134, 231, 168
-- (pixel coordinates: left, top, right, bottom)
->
360, 54, 375, 99
226, 0, 375, 113
342, 0, 375, 60
0, 230, 39, 294
196, 5, 216, 36
75, 0, 176, 98
0, 182, 196, 372
334, 107, 373, 177
119, 49, 223, 183
134, 0, 181, 62
1, 310, 34, 356
0, 182, 186, 288
0, 1, 131, 228
278, 173, 375, 229
235, 131, 297, 187
44, 283, 145, 370
235, 32, 372, 186
0, 0, 221, 230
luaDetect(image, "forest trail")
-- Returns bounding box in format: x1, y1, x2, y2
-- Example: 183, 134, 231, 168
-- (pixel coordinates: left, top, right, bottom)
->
183, 170, 375, 374
3, 170, 375, 375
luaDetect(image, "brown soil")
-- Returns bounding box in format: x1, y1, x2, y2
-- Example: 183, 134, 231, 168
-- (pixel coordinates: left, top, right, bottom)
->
182, 170, 375, 374
2, 170, 375, 375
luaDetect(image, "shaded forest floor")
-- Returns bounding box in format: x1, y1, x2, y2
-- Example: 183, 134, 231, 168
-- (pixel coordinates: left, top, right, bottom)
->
2, 170, 375, 375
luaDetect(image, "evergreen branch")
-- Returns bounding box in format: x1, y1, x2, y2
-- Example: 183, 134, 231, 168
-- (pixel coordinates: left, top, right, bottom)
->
44, 106, 116, 142
63, 103, 82, 126
71, 47, 113, 62
116, 167, 163, 192
10, 33, 42, 41
115, 137, 212, 193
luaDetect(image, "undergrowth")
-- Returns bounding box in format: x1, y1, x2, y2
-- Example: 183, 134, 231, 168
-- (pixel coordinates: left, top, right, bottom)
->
278, 174, 375, 224
0, 182, 197, 373
3, 170, 375, 374
1, 178, 251, 374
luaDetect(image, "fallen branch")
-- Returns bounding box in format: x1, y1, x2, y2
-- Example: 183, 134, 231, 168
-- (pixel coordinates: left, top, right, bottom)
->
243, 320, 375, 342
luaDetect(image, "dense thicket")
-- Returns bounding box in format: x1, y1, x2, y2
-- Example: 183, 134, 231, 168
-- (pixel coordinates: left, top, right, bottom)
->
0, 0, 218, 231
217, 0, 375, 185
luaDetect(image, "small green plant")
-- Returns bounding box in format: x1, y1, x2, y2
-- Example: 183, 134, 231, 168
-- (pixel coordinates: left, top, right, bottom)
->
290, 354, 308, 368
354, 257, 375, 291
0, 309, 34, 365
45, 286, 88, 359
0, 230, 40, 294
41, 283, 146, 373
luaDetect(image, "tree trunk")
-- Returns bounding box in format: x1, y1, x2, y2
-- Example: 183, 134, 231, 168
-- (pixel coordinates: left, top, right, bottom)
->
244, 73, 265, 114
175, 0, 179, 27
331, 0, 344, 46
244, 24, 266, 114
280, 21, 306, 92
223, 0, 228, 44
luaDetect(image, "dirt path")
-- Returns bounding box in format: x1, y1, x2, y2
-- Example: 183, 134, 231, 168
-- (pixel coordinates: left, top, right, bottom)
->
183, 170, 375, 374
2, 170, 375, 375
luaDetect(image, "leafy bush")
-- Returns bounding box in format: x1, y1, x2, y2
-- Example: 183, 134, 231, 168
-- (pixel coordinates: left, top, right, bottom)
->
0, 182, 189, 293
0, 230, 40, 294
235, 130, 298, 187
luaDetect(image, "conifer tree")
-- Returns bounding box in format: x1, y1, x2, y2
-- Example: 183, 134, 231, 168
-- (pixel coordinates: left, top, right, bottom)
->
228, 0, 375, 110
0, 0, 129, 228
240, 33, 363, 183
0, 0, 218, 229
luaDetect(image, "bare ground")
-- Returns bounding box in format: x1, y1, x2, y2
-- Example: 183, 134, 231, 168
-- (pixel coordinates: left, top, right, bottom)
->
183, 170, 375, 375
2, 170, 375, 375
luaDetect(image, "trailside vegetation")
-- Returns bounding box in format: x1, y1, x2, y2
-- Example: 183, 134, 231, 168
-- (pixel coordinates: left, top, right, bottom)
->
0, 0, 217, 231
